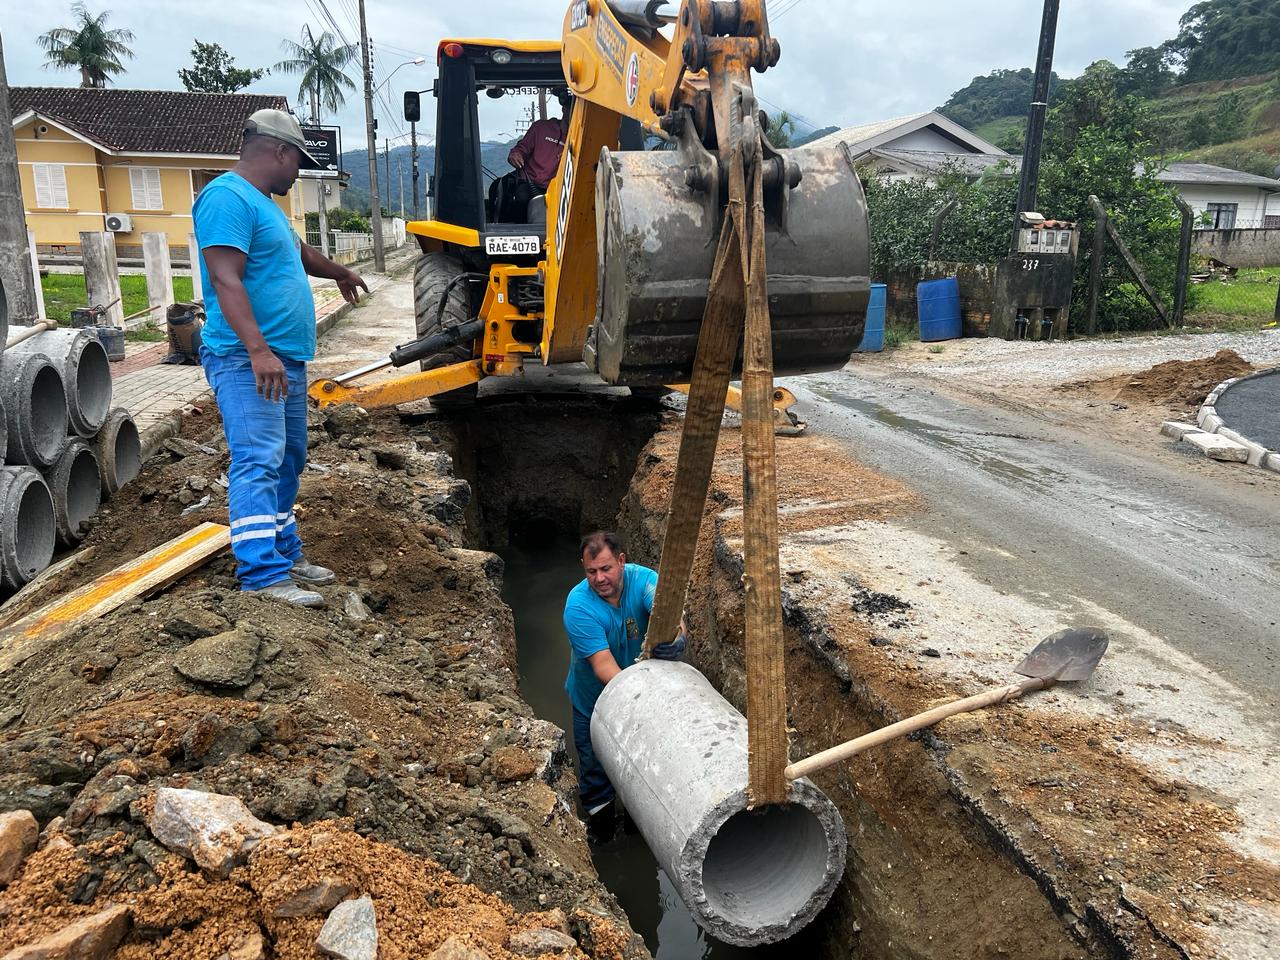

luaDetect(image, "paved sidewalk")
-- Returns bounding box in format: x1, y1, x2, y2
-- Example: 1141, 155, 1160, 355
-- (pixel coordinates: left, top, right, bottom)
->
112, 257, 410, 436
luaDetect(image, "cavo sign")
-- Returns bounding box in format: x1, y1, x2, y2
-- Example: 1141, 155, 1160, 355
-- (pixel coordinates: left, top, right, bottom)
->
301, 126, 342, 176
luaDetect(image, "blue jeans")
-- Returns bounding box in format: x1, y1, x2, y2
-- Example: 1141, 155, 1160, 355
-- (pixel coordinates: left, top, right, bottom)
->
573, 706, 615, 812
201, 347, 308, 590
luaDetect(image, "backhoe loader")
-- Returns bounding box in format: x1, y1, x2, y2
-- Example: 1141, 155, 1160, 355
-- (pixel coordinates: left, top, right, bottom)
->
308, 0, 871, 412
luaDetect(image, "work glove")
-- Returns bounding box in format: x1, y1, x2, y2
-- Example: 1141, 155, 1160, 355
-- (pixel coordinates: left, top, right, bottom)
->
650, 631, 687, 662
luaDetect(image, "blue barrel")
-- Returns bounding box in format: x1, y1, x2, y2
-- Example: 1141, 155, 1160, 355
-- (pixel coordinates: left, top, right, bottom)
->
917, 277, 962, 342
93, 325, 126, 362
859, 283, 887, 352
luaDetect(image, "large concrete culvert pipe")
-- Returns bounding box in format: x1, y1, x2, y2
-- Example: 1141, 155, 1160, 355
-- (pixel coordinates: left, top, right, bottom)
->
0, 277, 8, 352
592, 661, 847, 947
0, 467, 56, 591
94, 407, 142, 497
44, 439, 101, 547
10, 328, 113, 436
0, 352, 69, 469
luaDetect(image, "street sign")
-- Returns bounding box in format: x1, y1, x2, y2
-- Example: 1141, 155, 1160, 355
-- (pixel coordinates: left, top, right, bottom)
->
301, 126, 341, 177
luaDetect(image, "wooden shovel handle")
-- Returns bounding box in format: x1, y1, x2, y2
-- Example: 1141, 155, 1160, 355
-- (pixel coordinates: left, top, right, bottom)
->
784, 676, 1052, 782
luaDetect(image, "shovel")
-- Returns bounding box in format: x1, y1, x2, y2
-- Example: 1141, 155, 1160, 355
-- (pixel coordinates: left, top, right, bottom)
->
784, 627, 1109, 782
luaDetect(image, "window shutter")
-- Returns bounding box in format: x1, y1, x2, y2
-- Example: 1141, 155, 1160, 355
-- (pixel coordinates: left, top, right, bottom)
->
33, 164, 66, 208
130, 168, 163, 210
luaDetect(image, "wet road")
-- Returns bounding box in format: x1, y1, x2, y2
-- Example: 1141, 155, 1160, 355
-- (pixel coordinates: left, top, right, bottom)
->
783, 364, 1280, 714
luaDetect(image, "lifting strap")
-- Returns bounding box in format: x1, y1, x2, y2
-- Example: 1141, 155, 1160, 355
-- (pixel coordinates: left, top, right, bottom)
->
643, 108, 789, 808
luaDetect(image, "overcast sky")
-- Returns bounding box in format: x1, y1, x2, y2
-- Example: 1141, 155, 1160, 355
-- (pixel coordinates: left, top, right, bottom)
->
4, 0, 1189, 150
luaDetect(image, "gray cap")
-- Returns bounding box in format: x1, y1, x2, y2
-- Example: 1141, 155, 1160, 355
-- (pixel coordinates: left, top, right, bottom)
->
243, 109, 322, 170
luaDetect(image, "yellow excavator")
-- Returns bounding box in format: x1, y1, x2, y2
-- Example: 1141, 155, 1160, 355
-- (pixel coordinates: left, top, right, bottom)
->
308, 0, 870, 417
311, 0, 874, 812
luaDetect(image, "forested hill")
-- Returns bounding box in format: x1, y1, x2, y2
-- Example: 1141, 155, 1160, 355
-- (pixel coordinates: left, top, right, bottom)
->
938, 0, 1280, 174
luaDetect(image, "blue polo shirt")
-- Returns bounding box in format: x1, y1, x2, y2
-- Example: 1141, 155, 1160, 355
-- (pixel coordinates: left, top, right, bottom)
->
563, 564, 658, 717
193, 172, 316, 361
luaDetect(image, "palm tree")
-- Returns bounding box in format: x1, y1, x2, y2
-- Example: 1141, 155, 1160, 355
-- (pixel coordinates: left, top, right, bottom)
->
38, 3, 135, 88
274, 26, 358, 124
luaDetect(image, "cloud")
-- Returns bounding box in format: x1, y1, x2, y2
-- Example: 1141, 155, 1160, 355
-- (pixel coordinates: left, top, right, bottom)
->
5, 0, 1190, 146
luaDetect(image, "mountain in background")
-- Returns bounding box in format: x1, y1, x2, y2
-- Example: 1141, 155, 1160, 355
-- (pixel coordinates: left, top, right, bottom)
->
336, 140, 517, 214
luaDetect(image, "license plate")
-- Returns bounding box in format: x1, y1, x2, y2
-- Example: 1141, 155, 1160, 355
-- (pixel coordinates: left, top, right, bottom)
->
485, 235, 541, 256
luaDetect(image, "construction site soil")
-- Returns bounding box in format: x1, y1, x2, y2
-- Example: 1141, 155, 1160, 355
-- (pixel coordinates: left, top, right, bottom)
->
1059, 349, 1256, 415
617, 422, 1280, 959
0, 402, 646, 959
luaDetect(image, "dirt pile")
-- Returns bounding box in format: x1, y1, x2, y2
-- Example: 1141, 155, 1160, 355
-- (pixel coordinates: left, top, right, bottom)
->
1063, 349, 1256, 412
0, 406, 644, 958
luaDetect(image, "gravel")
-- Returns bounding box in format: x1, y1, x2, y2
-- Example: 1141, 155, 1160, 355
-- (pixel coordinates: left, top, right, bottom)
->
868, 329, 1280, 386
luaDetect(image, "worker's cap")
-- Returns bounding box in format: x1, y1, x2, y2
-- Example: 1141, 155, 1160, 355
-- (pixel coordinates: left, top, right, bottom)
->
243, 109, 322, 170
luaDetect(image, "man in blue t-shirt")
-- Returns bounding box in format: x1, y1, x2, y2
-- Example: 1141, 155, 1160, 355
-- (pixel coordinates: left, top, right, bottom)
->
563, 531, 685, 841
194, 109, 368, 606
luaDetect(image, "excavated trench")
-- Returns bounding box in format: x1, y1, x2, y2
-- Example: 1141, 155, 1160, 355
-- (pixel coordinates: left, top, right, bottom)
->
436, 395, 1096, 960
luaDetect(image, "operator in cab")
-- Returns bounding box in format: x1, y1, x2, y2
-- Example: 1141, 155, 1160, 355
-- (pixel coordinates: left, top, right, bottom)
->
563, 531, 686, 842
507, 89, 573, 192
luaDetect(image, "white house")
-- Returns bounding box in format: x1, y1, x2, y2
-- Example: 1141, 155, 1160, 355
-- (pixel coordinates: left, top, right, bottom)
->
1153, 163, 1280, 229
806, 111, 1008, 168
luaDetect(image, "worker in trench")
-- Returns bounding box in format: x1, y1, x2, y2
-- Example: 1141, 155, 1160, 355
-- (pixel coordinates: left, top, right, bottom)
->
195, 109, 368, 607
564, 531, 686, 842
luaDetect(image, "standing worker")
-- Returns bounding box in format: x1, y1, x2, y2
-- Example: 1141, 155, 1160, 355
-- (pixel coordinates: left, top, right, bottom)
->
195, 109, 368, 607
564, 531, 686, 841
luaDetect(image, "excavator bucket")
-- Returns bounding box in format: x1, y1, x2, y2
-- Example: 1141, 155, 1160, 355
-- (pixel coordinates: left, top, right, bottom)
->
592, 137, 871, 386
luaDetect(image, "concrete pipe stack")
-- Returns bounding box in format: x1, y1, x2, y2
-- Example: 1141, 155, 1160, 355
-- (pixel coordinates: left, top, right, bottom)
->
0, 317, 140, 592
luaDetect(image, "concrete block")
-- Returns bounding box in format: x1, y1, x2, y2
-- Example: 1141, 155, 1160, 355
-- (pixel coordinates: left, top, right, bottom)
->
1184, 431, 1248, 462
1263, 452, 1280, 474
1200, 413, 1223, 433
188, 234, 203, 301
1215, 428, 1268, 466
142, 232, 175, 323
80, 232, 124, 328
1160, 421, 1202, 440
1196, 405, 1217, 428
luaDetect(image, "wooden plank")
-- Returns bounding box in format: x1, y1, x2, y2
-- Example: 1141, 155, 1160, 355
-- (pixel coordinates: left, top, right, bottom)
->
0, 547, 97, 628
1173, 198, 1195, 326
0, 523, 230, 674
1085, 195, 1106, 335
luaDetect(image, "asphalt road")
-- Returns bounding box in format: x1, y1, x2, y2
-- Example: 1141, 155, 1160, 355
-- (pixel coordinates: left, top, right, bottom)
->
783, 364, 1280, 715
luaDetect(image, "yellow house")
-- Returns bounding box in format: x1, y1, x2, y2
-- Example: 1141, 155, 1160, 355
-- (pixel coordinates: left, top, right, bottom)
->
9, 87, 306, 259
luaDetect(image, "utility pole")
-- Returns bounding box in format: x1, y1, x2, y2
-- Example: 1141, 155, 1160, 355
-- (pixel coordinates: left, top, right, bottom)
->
0, 34, 38, 323
383, 139, 390, 208
410, 119, 419, 219
359, 0, 385, 272
1012, 0, 1061, 251
310, 91, 331, 258
398, 156, 404, 218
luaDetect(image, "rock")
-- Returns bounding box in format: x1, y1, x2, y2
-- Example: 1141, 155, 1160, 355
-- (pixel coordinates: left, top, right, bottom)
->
371, 445, 408, 470
0, 810, 39, 886
368, 560, 388, 579
323, 404, 371, 439
174, 628, 260, 688
508, 928, 578, 956
274, 878, 355, 917
163, 437, 215, 459
76, 652, 118, 685
215, 931, 265, 960
149, 788, 278, 877
181, 714, 262, 764
428, 937, 491, 960
344, 593, 372, 622
1, 904, 130, 960
491, 746, 538, 783
166, 608, 230, 642
315, 895, 378, 960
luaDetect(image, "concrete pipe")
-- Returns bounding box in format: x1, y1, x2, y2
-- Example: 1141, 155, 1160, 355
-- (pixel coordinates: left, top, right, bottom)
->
0, 277, 8, 355
0, 352, 69, 469
0, 394, 7, 464
592, 661, 847, 946
0, 466, 56, 591
44, 439, 101, 547
94, 407, 142, 497
10, 328, 113, 436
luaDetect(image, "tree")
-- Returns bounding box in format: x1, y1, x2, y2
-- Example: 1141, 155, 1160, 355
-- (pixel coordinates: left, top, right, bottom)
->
37, 2, 134, 88
179, 40, 266, 93
938, 67, 1065, 130
1121, 45, 1176, 96
274, 25, 358, 124
1164, 0, 1280, 83
765, 110, 796, 148
1212, 92, 1249, 144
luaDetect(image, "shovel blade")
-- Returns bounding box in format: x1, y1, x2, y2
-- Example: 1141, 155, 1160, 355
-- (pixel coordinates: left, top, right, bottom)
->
1014, 627, 1109, 683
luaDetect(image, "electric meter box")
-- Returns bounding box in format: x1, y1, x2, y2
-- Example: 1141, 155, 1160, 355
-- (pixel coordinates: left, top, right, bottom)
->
989, 213, 1080, 341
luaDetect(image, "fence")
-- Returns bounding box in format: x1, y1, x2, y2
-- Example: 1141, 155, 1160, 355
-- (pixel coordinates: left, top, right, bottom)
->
1186, 265, 1280, 323
306, 220, 407, 266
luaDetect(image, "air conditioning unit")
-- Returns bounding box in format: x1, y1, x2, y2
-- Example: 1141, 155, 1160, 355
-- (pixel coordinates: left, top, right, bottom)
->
104, 213, 133, 233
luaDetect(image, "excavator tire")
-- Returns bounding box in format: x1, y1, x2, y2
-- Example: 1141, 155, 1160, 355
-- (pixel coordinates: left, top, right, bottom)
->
413, 252, 477, 409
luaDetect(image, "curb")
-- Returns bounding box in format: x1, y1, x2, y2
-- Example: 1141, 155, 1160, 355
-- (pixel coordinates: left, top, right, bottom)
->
1167, 368, 1280, 473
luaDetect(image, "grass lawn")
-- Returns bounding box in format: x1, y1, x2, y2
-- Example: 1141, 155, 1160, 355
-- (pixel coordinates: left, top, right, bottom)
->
1187, 267, 1280, 324
40, 273, 195, 325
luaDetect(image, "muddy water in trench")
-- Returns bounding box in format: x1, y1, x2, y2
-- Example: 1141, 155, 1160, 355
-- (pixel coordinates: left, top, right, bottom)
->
498, 535, 825, 960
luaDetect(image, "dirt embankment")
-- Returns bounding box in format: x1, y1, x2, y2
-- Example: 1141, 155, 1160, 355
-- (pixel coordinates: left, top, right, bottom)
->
1060, 349, 1256, 416
0, 406, 645, 959
617, 423, 1280, 959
